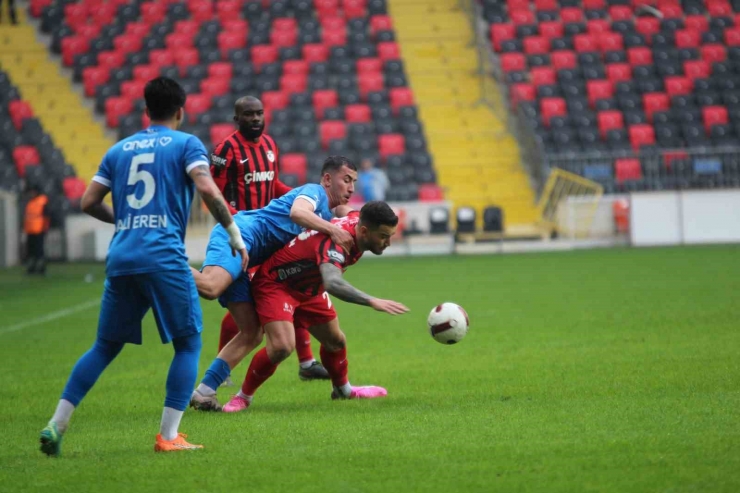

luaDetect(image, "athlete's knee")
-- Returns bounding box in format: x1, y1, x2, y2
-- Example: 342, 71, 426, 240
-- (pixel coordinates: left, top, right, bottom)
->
94, 337, 125, 359
322, 330, 346, 352
172, 333, 202, 354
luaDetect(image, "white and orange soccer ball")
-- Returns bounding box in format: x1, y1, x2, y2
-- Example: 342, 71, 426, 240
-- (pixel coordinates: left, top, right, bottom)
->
427, 302, 469, 344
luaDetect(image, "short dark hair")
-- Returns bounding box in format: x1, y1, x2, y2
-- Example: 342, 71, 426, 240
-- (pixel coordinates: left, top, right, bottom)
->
144, 77, 186, 121
359, 201, 398, 229
321, 155, 357, 175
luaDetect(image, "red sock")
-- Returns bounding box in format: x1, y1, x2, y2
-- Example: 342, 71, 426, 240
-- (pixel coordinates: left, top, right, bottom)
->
294, 326, 314, 364
241, 348, 279, 397
218, 312, 239, 353
319, 346, 348, 388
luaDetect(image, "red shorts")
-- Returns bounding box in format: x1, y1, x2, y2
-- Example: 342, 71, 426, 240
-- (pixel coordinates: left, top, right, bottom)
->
252, 276, 336, 328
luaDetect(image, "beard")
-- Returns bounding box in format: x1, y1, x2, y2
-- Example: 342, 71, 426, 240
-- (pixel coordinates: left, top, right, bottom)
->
240, 123, 264, 140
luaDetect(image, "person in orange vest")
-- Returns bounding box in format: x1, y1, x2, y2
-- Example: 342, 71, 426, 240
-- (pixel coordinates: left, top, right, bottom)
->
24, 184, 50, 275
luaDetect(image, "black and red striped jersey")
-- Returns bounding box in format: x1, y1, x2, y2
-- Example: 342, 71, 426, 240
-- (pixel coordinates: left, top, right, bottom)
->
254, 211, 364, 297
209, 131, 292, 213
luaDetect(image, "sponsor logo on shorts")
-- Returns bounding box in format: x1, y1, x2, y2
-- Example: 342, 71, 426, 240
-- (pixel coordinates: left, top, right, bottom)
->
283, 302, 294, 314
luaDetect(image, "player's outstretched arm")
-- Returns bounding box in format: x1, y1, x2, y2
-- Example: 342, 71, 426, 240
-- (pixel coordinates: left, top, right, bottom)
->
290, 199, 354, 252
81, 181, 114, 224
189, 165, 248, 271
319, 263, 409, 315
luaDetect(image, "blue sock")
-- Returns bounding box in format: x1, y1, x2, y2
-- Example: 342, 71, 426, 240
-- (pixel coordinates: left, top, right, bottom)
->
61, 338, 124, 406
201, 358, 231, 392
164, 333, 202, 411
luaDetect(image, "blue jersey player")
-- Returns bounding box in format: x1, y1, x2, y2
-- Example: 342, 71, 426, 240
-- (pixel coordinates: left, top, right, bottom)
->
39, 78, 247, 456
189, 157, 358, 411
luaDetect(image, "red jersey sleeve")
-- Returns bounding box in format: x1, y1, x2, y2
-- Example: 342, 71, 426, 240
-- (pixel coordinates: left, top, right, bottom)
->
316, 237, 348, 270
210, 140, 238, 215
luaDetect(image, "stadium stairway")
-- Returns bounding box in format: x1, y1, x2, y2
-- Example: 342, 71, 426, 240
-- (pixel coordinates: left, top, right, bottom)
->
0, 9, 112, 184
387, 0, 539, 228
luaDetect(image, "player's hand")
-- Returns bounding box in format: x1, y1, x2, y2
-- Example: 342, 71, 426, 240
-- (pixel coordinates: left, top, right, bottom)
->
330, 226, 355, 253
233, 246, 249, 272
369, 298, 409, 315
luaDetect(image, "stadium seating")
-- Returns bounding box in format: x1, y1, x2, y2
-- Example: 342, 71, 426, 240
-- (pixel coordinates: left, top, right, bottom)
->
34, 0, 434, 201
483, 0, 740, 192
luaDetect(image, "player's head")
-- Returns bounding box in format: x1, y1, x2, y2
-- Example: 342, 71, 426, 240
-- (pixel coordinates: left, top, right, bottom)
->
234, 96, 264, 141
321, 155, 357, 207
144, 77, 186, 127
357, 201, 398, 255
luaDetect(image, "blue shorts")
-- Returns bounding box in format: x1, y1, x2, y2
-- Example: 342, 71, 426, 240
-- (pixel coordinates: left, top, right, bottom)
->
97, 270, 203, 344
202, 220, 258, 307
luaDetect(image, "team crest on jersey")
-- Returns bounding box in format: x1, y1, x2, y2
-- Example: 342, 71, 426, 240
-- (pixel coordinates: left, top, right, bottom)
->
266, 150, 275, 162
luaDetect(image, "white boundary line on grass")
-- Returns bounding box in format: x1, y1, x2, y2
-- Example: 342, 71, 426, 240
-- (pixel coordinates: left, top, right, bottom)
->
0, 299, 101, 336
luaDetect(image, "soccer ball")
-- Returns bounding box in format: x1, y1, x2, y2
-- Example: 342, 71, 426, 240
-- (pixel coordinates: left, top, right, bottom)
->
427, 302, 469, 344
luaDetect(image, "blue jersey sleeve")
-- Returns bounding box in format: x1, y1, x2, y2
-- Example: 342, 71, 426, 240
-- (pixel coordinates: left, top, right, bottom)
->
92, 150, 113, 188
183, 136, 210, 174
295, 183, 325, 211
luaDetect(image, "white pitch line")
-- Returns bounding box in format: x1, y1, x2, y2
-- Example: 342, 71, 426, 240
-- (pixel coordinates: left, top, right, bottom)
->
0, 298, 100, 336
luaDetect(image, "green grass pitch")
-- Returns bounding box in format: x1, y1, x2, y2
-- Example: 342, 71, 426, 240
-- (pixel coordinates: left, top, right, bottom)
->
1, 246, 739, 493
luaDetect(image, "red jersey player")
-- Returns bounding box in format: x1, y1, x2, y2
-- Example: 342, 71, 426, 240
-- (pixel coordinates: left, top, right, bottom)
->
220, 201, 409, 412
210, 96, 329, 382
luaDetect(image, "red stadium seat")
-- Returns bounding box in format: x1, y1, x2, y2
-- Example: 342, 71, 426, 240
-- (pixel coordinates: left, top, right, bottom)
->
358, 72, 384, 98
607, 63, 632, 84
685, 15, 709, 33
64, 3, 88, 28
636, 17, 660, 37
724, 28, 740, 46
390, 87, 414, 112
30, 0, 53, 18
252, 45, 278, 70
280, 154, 308, 183
587, 80, 613, 107
615, 158, 642, 183
628, 124, 655, 151
222, 19, 248, 33
661, 3, 683, 18
8, 100, 33, 130
628, 47, 653, 65
321, 15, 346, 32
597, 110, 624, 137
261, 91, 289, 110
313, 90, 339, 119
165, 32, 194, 50
271, 29, 298, 48
280, 73, 308, 94
507, 0, 529, 11
675, 29, 700, 48
188, 0, 212, 21
148, 49, 175, 67
701, 44, 727, 64
524, 36, 550, 54
643, 92, 669, 122
345, 104, 371, 122
283, 60, 309, 76
357, 57, 383, 75
185, 94, 212, 122
530, 66, 556, 86
491, 23, 516, 51
500, 52, 526, 72
343, 0, 366, 19
510, 9, 535, 25
91, 2, 117, 25
105, 96, 133, 128
540, 97, 566, 125
61, 36, 89, 67
210, 123, 234, 147
684, 60, 710, 80
599, 33, 623, 52
323, 29, 348, 47
574, 34, 598, 52
302, 43, 329, 63
173, 48, 200, 70
377, 42, 400, 60
208, 62, 233, 80
370, 15, 393, 34
216, 0, 241, 22
587, 19, 611, 35
315, 0, 340, 17
320, 121, 347, 148
665, 76, 693, 96
218, 31, 246, 56
63, 177, 86, 201
174, 20, 200, 37
82, 66, 110, 97
274, 18, 298, 33
76, 24, 101, 41
140, 2, 166, 23
511, 83, 536, 109
97, 51, 125, 70
560, 8, 583, 23
418, 184, 444, 201
703, 106, 728, 133
551, 50, 577, 70
13, 146, 40, 177
133, 64, 160, 81
378, 134, 405, 157
114, 34, 143, 55
120, 80, 147, 100
608, 5, 632, 21
201, 78, 230, 97
583, 0, 606, 9
708, 2, 732, 16
534, 0, 557, 10
539, 21, 563, 39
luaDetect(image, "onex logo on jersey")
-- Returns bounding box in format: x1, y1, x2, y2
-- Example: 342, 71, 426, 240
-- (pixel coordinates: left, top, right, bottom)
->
245, 170, 275, 184
122, 139, 157, 151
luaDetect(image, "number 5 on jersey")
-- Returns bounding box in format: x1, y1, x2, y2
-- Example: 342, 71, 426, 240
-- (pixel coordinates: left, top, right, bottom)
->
127, 153, 156, 210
